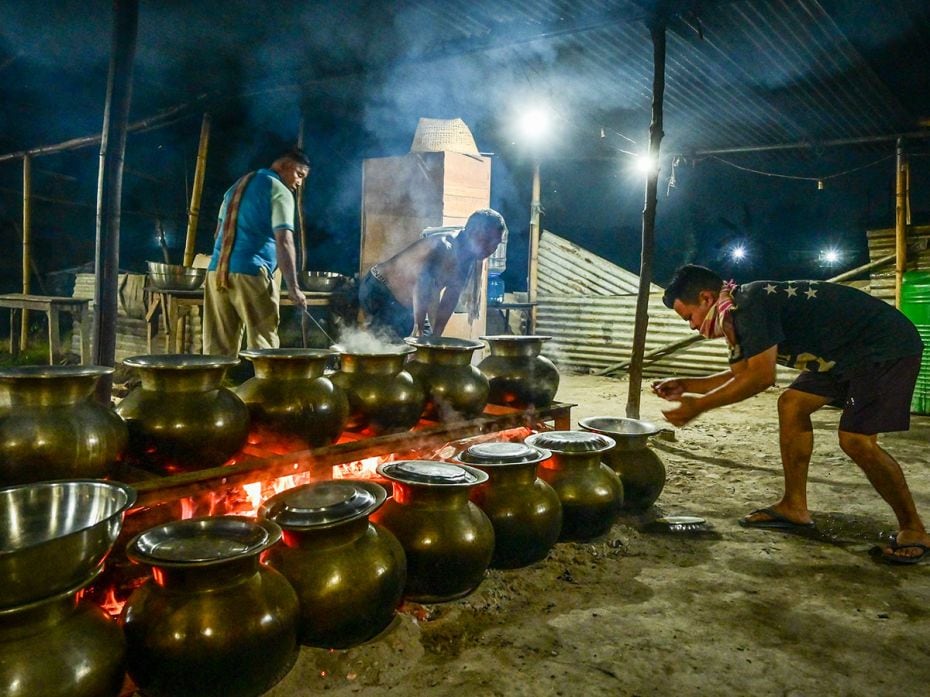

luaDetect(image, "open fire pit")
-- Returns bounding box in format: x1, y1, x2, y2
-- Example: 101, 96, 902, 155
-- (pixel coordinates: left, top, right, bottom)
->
83, 401, 573, 620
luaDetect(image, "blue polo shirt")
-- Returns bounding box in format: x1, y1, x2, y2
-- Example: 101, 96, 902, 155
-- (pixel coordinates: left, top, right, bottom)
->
208, 168, 296, 276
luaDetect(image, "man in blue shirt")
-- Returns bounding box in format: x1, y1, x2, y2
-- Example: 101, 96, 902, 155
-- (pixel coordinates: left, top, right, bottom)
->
653, 264, 928, 564
203, 149, 309, 355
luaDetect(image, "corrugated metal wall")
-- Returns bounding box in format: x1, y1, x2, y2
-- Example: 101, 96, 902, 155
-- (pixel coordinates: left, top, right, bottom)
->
867, 224, 930, 304
536, 231, 732, 377
536, 231, 812, 382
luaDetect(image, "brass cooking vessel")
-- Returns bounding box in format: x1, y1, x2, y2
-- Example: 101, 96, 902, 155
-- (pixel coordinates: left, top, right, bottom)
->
456, 442, 562, 568
330, 346, 426, 434
404, 337, 489, 420
0, 569, 126, 697
120, 516, 299, 697
236, 348, 349, 448
372, 461, 494, 602
0, 366, 128, 486
579, 416, 666, 512
525, 431, 623, 541
260, 480, 406, 648
478, 335, 560, 409
115, 355, 250, 473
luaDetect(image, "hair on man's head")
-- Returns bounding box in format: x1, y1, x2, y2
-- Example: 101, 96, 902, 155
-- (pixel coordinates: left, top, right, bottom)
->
662, 264, 723, 309
465, 208, 507, 236
277, 147, 311, 168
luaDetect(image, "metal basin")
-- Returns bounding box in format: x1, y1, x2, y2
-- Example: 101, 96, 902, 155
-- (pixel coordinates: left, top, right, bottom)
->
299, 270, 348, 292
147, 261, 206, 291
578, 416, 660, 451
0, 479, 137, 608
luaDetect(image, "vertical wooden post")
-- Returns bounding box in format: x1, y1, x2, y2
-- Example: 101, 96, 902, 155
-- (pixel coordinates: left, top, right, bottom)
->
895, 139, 908, 308
183, 113, 211, 267
626, 20, 667, 420
93, 0, 138, 403
20, 155, 31, 352
527, 160, 541, 333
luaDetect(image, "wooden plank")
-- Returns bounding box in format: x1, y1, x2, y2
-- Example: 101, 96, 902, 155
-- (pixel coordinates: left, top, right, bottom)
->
129, 402, 574, 507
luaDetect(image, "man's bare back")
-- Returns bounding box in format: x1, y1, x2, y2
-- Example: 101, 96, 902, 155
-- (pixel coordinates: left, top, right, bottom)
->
361, 209, 506, 338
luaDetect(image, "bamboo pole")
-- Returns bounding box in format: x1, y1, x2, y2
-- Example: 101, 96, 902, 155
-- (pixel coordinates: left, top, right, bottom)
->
895, 139, 908, 307
20, 155, 31, 351
93, 0, 138, 403
626, 20, 666, 420
296, 114, 308, 271
527, 161, 541, 332
182, 113, 211, 267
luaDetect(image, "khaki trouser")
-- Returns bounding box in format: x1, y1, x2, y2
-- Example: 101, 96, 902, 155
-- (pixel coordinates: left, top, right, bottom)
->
203, 268, 281, 356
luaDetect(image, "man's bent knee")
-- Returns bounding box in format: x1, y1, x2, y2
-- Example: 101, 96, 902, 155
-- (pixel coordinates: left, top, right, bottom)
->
838, 430, 878, 461
777, 389, 825, 419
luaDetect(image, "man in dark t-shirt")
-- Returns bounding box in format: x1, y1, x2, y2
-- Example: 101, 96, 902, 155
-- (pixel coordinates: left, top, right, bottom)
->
652, 264, 927, 564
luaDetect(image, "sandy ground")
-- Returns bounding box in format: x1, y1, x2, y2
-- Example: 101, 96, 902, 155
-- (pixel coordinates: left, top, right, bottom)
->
261, 372, 930, 697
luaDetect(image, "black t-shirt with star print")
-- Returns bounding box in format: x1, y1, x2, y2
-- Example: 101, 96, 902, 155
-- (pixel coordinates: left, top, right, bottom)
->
727, 280, 923, 374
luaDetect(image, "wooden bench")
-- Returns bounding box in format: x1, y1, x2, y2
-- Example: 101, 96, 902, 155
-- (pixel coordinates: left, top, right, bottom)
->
0, 294, 91, 365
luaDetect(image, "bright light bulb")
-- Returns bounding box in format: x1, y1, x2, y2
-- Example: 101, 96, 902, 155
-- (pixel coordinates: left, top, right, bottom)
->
820, 248, 841, 265
731, 245, 747, 261
633, 153, 658, 175
518, 108, 550, 142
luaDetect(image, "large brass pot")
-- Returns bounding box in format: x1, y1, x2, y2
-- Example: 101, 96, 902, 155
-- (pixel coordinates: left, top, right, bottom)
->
0, 366, 128, 486
0, 570, 126, 697
456, 442, 562, 568
235, 348, 349, 448
478, 335, 559, 408
330, 345, 426, 434
525, 431, 623, 541
372, 461, 494, 602
404, 337, 489, 420
115, 355, 250, 473
260, 480, 405, 648
579, 416, 666, 512
120, 516, 299, 697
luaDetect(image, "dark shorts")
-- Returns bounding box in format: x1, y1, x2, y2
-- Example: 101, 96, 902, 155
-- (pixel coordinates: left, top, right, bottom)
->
358, 268, 414, 341
789, 353, 922, 435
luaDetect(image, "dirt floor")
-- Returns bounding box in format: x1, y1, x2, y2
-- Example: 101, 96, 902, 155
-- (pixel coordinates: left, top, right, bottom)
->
258, 371, 930, 697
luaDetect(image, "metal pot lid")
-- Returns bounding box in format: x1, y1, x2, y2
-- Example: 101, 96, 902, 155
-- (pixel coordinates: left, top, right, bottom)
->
456, 441, 551, 466
123, 354, 240, 370
378, 460, 488, 487
127, 516, 280, 566
525, 430, 616, 454
578, 416, 660, 437
259, 481, 386, 529
646, 515, 710, 534
404, 336, 484, 352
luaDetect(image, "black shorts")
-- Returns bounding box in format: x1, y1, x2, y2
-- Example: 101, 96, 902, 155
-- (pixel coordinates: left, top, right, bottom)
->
788, 354, 922, 435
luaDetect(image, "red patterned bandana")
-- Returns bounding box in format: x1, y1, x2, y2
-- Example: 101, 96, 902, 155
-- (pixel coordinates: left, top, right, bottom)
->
698, 280, 737, 340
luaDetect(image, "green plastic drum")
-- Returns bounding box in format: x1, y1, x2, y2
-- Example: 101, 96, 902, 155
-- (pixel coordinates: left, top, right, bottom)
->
901, 271, 930, 415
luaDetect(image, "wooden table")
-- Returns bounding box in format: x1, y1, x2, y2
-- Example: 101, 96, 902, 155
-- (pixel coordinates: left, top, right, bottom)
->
143, 287, 334, 353
0, 293, 91, 364
488, 301, 537, 334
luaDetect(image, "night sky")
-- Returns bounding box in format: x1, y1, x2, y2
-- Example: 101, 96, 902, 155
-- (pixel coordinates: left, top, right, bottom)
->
1, 1, 927, 298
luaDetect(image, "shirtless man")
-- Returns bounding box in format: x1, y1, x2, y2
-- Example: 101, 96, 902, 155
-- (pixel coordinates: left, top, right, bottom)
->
652, 264, 929, 564
359, 209, 506, 339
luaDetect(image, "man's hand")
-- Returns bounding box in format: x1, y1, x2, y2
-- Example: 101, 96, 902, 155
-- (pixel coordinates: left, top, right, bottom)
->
651, 378, 686, 401
288, 286, 307, 310
661, 394, 703, 427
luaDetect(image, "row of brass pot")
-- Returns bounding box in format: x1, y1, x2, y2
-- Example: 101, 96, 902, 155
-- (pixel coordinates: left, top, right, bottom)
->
0, 334, 560, 484
0, 421, 665, 697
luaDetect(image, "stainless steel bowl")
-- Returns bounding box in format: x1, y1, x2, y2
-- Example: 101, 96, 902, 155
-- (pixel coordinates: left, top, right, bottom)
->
147, 261, 206, 291
299, 270, 348, 292
0, 479, 137, 608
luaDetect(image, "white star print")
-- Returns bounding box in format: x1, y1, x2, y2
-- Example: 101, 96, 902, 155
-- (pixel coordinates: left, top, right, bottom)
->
785, 285, 798, 298
764, 283, 778, 294
805, 287, 818, 299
